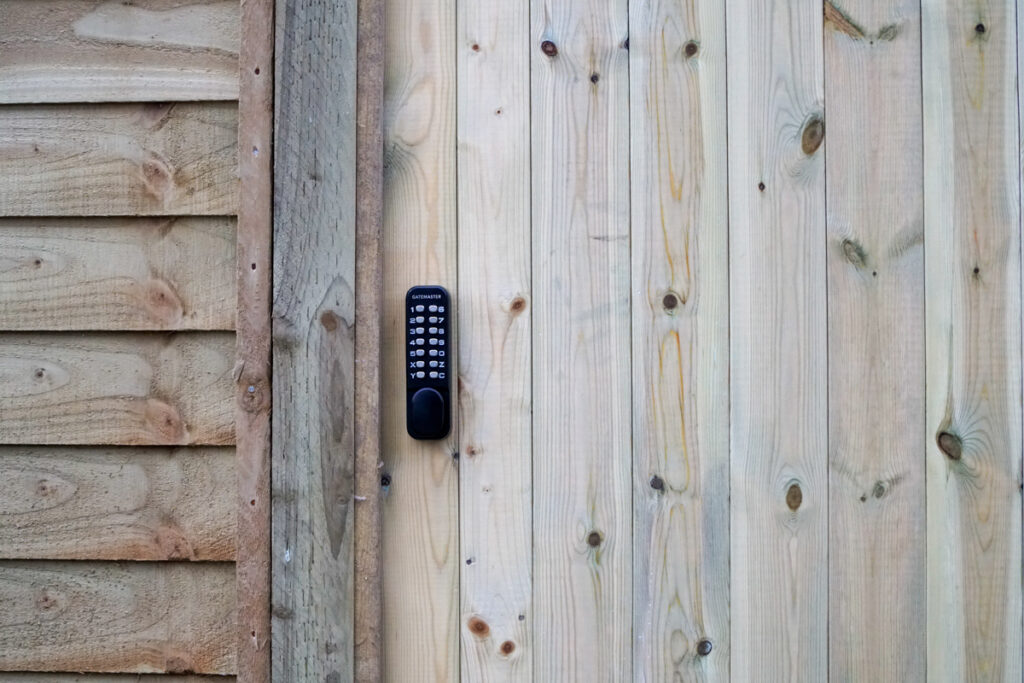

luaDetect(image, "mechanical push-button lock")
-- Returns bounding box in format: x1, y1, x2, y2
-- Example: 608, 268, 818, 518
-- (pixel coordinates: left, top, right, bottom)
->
405, 286, 451, 439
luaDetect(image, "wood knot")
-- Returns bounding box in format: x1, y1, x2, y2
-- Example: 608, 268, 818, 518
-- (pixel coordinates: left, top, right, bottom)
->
509, 296, 527, 314
499, 640, 516, 656
587, 530, 603, 547
662, 291, 681, 311
143, 399, 188, 443
540, 40, 558, 57
937, 431, 962, 461
471, 43, 480, 51
697, 639, 713, 656
649, 474, 664, 491
684, 40, 699, 58
975, 22, 986, 34
841, 238, 867, 268
872, 481, 887, 499
757, 182, 766, 192
590, 73, 600, 83
786, 483, 803, 511
468, 616, 490, 638
380, 473, 391, 488
465, 444, 480, 457
320, 310, 339, 331
801, 115, 825, 155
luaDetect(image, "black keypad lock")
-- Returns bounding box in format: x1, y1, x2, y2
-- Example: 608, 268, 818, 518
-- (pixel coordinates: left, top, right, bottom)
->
405, 286, 451, 439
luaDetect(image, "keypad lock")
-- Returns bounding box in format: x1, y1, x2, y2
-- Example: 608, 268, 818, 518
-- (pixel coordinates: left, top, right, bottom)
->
405, 286, 451, 439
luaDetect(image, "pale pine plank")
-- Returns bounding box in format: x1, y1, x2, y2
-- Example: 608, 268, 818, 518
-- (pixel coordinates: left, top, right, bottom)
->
234, 0, 274, 676
456, 0, 532, 677
0, 333, 234, 445
0, 447, 235, 561
531, 0, 631, 678
726, 0, 828, 678
0, 103, 238, 217
0, 0, 239, 104
923, 0, 1023, 678
824, 0, 926, 679
629, 0, 729, 678
0, 561, 234, 674
0, 218, 236, 331
270, 0, 357, 676
380, 0, 459, 678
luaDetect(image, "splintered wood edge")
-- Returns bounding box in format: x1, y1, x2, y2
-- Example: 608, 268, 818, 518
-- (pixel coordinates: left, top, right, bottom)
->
235, 0, 274, 678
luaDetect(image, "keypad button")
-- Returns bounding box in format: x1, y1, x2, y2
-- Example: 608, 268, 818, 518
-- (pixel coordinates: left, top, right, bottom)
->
416, 349, 425, 356
416, 361, 425, 368
415, 305, 425, 312
428, 349, 438, 357
428, 305, 438, 312
416, 316, 425, 323
415, 338, 425, 345
429, 361, 438, 368
428, 327, 437, 334
428, 338, 438, 345
415, 327, 424, 334
429, 371, 438, 378
428, 316, 438, 323
416, 371, 425, 378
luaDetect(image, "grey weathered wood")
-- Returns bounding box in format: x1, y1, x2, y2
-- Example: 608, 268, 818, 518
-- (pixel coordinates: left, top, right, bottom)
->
824, 0, 926, 679
271, 0, 357, 676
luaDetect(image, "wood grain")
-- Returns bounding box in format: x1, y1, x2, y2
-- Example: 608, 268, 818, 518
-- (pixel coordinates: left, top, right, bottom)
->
629, 0, 730, 678
0, 103, 238, 217
824, 0, 926, 680
235, 0, 274, 678
271, 0, 357, 676
531, 0, 631, 679
457, 0, 532, 677
0, 561, 235, 674
0, 333, 234, 446
726, 0, 828, 678
0, 0, 239, 104
0, 447, 235, 561
0, 218, 236, 331
2, 676, 231, 682
923, 0, 1023, 678
354, 0, 386, 675
381, 0, 460, 677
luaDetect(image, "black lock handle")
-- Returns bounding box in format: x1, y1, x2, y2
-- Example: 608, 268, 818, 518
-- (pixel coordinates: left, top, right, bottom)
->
405, 285, 451, 439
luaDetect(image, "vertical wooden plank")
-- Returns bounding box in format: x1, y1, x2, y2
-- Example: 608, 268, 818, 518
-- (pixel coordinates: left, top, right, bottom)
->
354, 0, 386, 677
236, 0, 274, 677
457, 0, 532, 677
923, 0, 1023, 678
271, 0, 357, 676
531, 0, 631, 679
726, 0, 827, 678
824, 1, 926, 680
629, 0, 729, 678
381, 0, 459, 678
